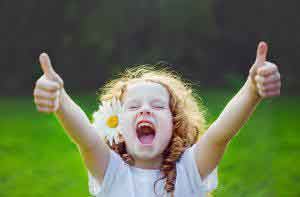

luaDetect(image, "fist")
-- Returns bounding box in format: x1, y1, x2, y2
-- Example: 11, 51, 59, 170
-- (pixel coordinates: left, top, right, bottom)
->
33, 53, 64, 113
249, 42, 281, 98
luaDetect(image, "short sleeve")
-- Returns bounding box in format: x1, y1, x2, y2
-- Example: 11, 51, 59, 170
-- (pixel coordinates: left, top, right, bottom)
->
88, 150, 123, 196
202, 166, 218, 192
180, 144, 218, 192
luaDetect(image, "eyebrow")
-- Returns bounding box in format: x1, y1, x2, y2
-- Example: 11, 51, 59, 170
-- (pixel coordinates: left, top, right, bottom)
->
124, 98, 139, 104
125, 97, 168, 104
151, 98, 168, 104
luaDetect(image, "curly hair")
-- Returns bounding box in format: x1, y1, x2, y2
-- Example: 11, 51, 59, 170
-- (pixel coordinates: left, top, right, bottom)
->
97, 64, 208, 195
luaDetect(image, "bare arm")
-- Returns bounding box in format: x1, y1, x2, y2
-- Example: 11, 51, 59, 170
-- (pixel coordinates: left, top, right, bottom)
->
55, 89, 110, 183
194, 42, 281, 180
34, 53, 110, 183
54, 88, 104, 151
194, 78, 261, 180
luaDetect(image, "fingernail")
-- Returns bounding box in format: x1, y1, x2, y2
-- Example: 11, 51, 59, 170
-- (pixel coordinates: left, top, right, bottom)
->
259, 42, 267, 55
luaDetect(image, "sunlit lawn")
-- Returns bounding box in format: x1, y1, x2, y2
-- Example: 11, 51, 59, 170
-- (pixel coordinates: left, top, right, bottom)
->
0, 89, 299, 196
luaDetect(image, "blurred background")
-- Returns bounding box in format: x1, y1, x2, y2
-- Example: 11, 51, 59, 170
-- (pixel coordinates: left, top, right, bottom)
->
0, 0, 299, 196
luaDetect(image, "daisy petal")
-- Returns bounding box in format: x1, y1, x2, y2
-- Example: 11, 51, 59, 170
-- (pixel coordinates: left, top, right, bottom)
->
92, 97, 123, 145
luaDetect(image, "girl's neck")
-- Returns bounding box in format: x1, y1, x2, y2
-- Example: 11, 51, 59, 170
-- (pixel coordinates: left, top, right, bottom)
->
133, 155, 163, 170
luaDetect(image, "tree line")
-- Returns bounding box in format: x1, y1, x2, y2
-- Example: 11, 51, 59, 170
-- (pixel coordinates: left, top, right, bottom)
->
1, 0, 298, 95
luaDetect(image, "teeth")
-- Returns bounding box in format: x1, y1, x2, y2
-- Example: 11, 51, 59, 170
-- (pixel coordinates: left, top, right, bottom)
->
138, 122, 153, 129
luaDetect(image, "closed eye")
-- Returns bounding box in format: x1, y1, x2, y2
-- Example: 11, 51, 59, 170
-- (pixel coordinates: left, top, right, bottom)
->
152, 105, 165, 109
128, 105, 140, 110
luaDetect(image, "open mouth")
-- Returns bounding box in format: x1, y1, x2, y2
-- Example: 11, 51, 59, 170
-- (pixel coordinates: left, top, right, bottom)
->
136, 120, 156, 145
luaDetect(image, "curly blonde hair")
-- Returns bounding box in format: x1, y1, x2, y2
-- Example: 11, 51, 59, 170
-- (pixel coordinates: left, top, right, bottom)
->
97, 64, 208, 195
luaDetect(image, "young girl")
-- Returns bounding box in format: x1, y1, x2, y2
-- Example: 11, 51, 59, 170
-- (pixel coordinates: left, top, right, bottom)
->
33, 41, 281, 196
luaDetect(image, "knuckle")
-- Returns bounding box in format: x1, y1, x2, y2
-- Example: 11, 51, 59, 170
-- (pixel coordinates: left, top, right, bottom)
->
256, 83, 261, 89
260, 78, 266, 85
51, 80, 59, 88
257, 67, 263, 74
50, 83, 59, 91
36, 77, 43, 84
45, 92, 55, 100
258, 84, 265, 91
255, 75, 260, 82
35, 80, 42, 89
43, 100, 52, 107
34, 93, 41, 100
49, 94, 57, 100
270, 63, 277, 69
34, 98, 39, 104
49, 102, 55, 108
33, 89, 38, 97
249, 68, 254, 75
263, 85, 269, 91
258, 90, 265, 97
265, 61, 272, 66
35, 98, 42, 104
34, 88, 42, 97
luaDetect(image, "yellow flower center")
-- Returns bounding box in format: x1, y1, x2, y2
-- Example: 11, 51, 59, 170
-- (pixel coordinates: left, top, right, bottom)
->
106, 115, 119, 128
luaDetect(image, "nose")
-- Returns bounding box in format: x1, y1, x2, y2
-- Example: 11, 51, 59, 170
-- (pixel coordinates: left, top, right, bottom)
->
139, 103, 152, 116
139, 110, 151, 116
135, 110, 152, 120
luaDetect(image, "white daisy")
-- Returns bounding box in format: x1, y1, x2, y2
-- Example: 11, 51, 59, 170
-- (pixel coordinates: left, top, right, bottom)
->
92, 97, 124, 146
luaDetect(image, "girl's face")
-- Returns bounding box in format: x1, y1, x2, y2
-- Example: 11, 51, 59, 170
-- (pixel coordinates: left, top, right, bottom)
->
121, 81, 173, 161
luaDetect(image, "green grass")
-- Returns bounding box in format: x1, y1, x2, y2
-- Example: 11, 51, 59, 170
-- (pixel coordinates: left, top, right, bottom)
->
0, 89, 299, 196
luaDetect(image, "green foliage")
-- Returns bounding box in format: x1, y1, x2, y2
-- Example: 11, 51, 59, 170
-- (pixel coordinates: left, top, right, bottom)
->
2, 0, 299, 94
0, 91, 299, 196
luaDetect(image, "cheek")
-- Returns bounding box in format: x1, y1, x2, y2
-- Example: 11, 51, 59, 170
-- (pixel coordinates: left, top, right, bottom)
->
121, 112, 133, 126
157, 112, 173, 140
156, 123, 173, 153
161, 111, 173, 128
121, 113, 135, 137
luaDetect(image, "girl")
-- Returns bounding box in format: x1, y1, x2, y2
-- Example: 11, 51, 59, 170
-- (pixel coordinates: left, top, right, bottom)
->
33, 41, 281, 196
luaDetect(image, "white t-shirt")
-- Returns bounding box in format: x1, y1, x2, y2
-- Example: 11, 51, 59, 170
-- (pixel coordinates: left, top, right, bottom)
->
88, 144, 218, 197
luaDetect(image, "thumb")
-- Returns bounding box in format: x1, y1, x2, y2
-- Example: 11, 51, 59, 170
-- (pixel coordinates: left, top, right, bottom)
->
254, 41, 268, 67
39, 53, 57, 79
249, 41, 268, 80
39, 52, 64, 88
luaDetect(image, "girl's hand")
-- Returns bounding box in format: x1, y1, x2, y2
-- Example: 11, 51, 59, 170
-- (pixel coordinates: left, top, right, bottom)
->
33, 53, 64, 113
248, 42, 281, 99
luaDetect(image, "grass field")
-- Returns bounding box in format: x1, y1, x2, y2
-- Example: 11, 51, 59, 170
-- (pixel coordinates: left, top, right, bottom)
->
0, 89, 299, 196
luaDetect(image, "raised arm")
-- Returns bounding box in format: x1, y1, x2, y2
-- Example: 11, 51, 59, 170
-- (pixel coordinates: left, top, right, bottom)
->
194, 42, 281, 180
33, 53, 110, 183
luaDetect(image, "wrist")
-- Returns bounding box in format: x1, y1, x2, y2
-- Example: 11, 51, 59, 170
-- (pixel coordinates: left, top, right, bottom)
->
55, 88, 67, 115
243, 77, 263, 103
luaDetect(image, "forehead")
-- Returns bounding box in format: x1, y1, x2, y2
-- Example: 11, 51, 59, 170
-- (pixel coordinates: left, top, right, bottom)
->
123, 81, 170, 102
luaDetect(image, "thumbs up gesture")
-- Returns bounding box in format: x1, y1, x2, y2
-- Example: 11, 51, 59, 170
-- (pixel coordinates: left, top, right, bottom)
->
248, 42, 281, 98
33, 53, 64, 113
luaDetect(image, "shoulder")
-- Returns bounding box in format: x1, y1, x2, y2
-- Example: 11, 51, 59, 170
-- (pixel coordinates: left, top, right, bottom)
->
88, 150, 127, 196
176, 144, 218, 193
